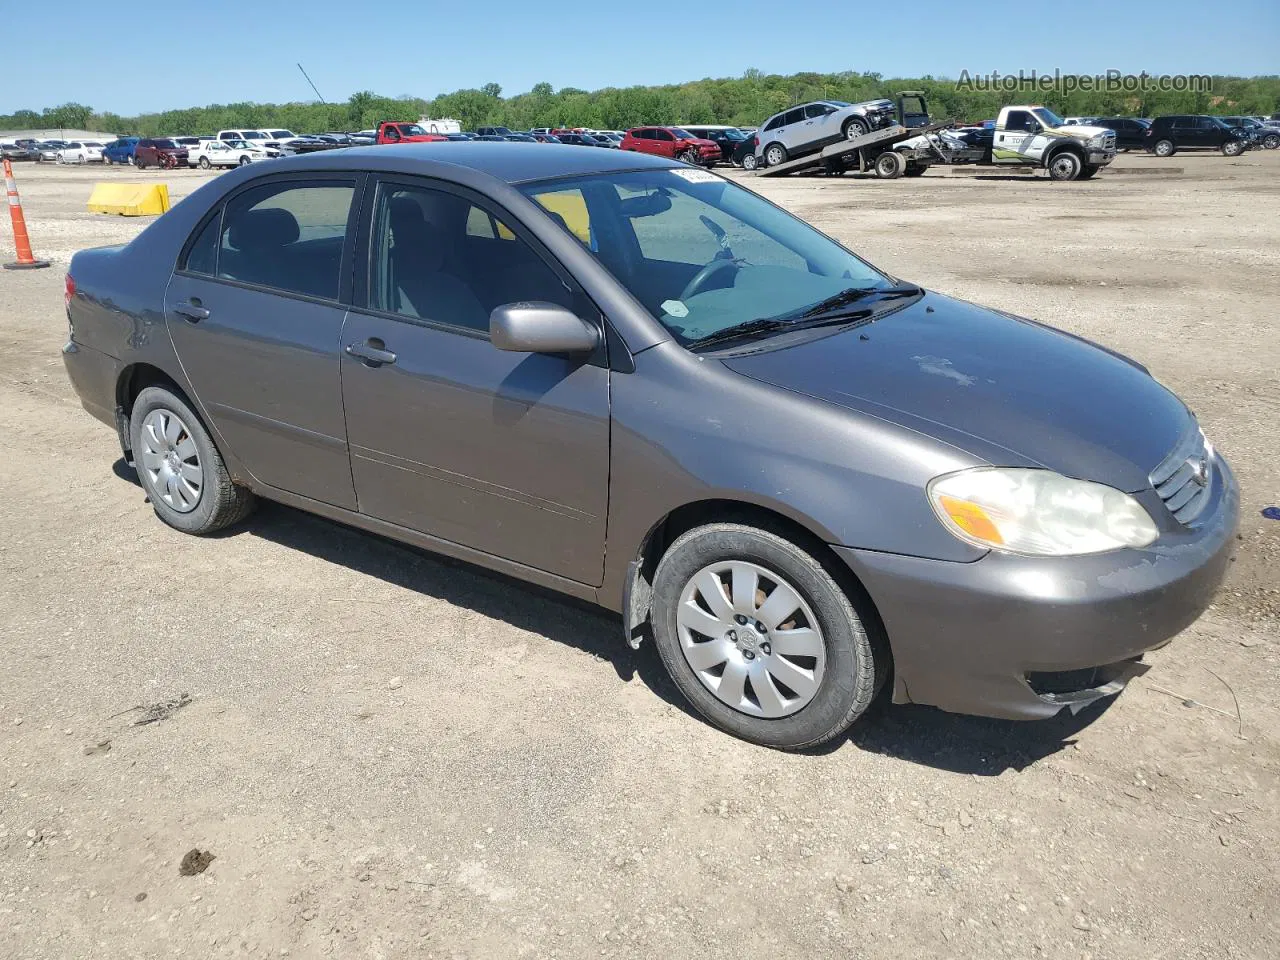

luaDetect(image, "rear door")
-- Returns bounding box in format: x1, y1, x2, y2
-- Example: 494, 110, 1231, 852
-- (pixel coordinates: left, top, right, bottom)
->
339, 176, 610, 584
164, 175, 362, 508
777, 108, 808, 152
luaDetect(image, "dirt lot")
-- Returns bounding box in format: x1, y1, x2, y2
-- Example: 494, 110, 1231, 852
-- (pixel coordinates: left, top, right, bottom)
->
1, 153, 1278, 960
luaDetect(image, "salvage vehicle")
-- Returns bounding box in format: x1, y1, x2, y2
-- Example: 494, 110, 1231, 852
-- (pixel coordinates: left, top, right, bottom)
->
0, 142, 39, 161
754, 98, 897, 167
682, 125, 750, 164
61, 144, 1238, 749
1220, 116, 1279, 150
133, 138, 190, 169
621, 127, 721, 165
1092, 117, 1151, 152
189, 138, 274, 169
1144, 116, 1252, 157
374, 121, 448, 145
56, 141, 105, 163
102, 137, 140, 165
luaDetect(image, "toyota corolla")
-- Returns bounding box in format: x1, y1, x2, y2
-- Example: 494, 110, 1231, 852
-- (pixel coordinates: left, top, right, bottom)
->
61, 144, 1238, 749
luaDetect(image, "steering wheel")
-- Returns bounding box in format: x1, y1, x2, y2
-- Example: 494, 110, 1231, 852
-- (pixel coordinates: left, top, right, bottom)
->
679, 258, 740, 302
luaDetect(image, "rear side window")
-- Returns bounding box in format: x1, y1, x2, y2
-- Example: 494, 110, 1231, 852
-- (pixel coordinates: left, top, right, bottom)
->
217, 180, 355, 300
763, 115, 782, 132
182, 212, 221, 275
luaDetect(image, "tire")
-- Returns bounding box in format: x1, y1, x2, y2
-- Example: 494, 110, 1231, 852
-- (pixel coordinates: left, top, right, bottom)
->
842, 117, 869, 141
763, 142, 787, 167
103, 155, 113, 165
677, 148, 698, 165
1222, 140, 1244, 157
874, 150, 905, 179
129, 386, 255, 535
742, 152, 759, 171
1153, 139, 1176, 158
903, 162, 927, 177
198, 156, 211, 169
1047, 150, 1083, 181
651, 523, 883, 750
1077, 164, 1099, 180
1263, 134, 1280, 150
134, 156, 145, 169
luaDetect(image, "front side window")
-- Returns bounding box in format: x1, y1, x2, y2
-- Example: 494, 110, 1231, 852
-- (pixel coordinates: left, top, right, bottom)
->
369, 183, 572, 333
783, 109, 804, 126
521, 170, 890, 347
219, 132, 238, 141
653, 129, 674, 141
217, 181, 355, 300
804, 104, 833, 119
1005, 111, 1033, 132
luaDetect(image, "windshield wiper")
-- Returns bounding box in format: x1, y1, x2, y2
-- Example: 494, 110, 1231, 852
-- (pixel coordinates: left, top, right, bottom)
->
791, 284, 922, 320
688, 284, 922, 351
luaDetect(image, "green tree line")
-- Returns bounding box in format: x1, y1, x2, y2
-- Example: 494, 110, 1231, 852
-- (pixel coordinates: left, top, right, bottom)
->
4, 72, 1278, 137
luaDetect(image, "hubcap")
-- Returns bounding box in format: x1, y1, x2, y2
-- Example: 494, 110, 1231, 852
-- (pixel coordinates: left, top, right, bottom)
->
139, 409, 203, 513
676, 561, 826, 718
846, 123, 865, 140
1052, 156, 1076, 177
767, 147, 784, 166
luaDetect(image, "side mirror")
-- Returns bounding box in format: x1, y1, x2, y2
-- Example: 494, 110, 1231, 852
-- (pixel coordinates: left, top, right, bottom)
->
490, 302, 600, 354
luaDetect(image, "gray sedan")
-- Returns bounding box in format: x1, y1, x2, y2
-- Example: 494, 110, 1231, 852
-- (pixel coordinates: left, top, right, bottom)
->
62, 144, 1238, 749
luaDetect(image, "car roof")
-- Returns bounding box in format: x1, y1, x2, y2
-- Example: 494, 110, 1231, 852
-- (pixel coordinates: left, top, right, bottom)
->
266, 141, 679, 184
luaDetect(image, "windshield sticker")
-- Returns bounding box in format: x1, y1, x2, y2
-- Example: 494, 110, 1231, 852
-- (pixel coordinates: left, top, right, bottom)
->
661, 300, 690, 318
671, 168, 718, 184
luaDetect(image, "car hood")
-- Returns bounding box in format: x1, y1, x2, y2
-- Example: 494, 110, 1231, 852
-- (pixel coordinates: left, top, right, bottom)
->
1055, 124, 1111, 139
721, 292, 1190, 492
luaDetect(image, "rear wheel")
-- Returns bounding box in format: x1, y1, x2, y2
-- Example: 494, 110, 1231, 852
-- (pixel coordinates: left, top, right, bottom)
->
238, 155, 252, 166
198, 156, 211, 169
1153, 139, 1176, 158
651, 523, 883, 750
1263, 133, 1280, 150
1222, 140, 1244, 157
133, 156, 145, 169
129, 386, 255, 536
874, 150, 905, 179
103, 155, 113, 165
742, 152, 759, 171
903, 161, 927, 177
763, 142, 787, 167
1047, 150, 1083, 181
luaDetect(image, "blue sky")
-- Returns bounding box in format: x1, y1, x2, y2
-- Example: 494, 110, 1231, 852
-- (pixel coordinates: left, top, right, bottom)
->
7, 0, 1278, 114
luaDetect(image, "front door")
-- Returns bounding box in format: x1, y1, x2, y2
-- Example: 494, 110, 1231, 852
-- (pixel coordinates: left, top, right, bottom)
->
165, 176, 361, 508
340, 178, 610, 585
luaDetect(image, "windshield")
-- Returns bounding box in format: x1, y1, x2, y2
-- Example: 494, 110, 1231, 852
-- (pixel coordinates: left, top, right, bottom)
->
670, 129, 696, 139
1033, 107, 1066, 128
400, 124, 427, 136
269, 130, 294, 138
825, 101, 852, 108
520, 169, 892, 347
226, 139, 253, 149
155, 140, 177, 149
241, 130, 266, 139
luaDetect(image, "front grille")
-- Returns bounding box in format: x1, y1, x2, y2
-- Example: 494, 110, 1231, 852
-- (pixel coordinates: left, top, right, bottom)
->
1103, 132, 1116, 150
1149, 422, 1213, 525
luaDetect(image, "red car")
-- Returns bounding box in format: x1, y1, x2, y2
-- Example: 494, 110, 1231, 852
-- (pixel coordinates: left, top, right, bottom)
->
133, 138, 190, 169
375, 122, 448, 145
620, 127, 721, 166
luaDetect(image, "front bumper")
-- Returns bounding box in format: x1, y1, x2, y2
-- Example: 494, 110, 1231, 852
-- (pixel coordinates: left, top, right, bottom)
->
834, 455, 1239, 720
1088, 148, 1116, 165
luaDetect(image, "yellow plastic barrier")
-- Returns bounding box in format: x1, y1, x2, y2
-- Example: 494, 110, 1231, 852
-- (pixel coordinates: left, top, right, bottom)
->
87, 182, 171, 216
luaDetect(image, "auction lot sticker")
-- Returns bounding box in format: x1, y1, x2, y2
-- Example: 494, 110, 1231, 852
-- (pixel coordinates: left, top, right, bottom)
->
671, 168, 719, 184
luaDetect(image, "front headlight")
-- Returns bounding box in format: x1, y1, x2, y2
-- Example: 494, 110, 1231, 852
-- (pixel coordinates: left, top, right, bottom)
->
928, 468, 1159, 556
1089, 133, 1108, 147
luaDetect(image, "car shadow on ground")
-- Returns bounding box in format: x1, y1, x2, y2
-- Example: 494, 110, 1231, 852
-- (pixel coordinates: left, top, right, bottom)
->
113, 459, 1114, 776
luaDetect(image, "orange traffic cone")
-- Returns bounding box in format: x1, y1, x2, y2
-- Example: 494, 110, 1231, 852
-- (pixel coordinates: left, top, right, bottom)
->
3, 158, 50, 270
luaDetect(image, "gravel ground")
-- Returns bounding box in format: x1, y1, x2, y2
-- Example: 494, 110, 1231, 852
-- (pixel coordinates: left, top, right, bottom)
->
1, 153, 1278, 960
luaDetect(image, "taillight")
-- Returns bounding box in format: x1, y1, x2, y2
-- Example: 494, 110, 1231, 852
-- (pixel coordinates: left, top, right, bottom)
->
64, 273, 76, 309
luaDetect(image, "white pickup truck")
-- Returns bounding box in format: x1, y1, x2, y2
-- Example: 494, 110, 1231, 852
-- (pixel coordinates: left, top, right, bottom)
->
989, 105, 1116, 180
189, 138, 275, 170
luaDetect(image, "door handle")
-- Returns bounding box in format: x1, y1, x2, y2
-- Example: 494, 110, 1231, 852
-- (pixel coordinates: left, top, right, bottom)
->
346, 340, 397, 366
174, 300, 210, 322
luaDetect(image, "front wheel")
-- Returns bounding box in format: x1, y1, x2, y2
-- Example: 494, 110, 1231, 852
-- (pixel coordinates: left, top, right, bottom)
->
1222, 140, 1244, 157
874, 150, 905, 179
651, 523, 883, 750
1047, 150, 1082, 181
129, 386, 256, 535
1077, 164, 1100, 180
677, 148, 698, 165
843, 118, 869, 140
903, 162, 927, 177
1153, 139, 1176, 158
742, 152, 759, 171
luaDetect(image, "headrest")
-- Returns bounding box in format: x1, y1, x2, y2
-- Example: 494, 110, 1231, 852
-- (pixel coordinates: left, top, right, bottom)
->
387, 195, 442, 271
229, 207, 300, 252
